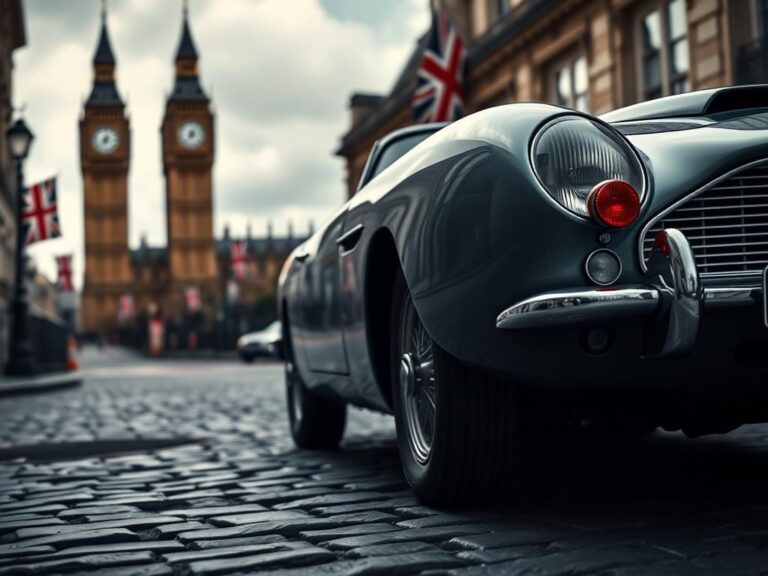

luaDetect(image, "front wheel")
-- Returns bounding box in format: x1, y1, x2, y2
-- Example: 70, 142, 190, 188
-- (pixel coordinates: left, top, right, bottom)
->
390, 272, 518, 506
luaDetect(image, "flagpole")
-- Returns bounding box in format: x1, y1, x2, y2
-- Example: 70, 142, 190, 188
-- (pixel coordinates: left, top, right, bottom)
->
6, 146, 36, 375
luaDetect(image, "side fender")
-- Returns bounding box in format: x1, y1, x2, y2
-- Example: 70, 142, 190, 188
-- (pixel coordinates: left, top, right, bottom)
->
351, 104, 578, 368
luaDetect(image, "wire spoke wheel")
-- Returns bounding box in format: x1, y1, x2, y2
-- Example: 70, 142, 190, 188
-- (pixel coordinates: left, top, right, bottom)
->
398, 294, 436, 465
390, 271, 518, 506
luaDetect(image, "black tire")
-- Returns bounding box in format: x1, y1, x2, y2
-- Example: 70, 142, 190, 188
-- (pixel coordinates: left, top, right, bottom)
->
283, 311, 346, 449
240, 353, 255, 364
390, 271, 518, 507
600, 422, 657, 435
285, 363, 346, 449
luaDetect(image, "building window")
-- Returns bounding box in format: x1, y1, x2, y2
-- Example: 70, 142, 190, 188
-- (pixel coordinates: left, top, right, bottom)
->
639, 0, 689, 101
755, 0, 767, 38
552, 55, 589, 112
490, 0, 510, 20
667, 0, 689, 94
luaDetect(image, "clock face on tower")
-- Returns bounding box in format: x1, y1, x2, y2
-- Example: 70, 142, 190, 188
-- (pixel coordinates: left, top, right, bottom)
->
178, 121, 205, 149
92, 126, 120, 154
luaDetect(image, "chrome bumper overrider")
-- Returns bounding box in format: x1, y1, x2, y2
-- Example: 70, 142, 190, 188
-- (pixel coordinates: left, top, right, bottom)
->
496, 228, 763, 359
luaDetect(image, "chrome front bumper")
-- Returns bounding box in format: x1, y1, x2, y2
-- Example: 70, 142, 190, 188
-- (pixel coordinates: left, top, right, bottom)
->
496, 228, 763, 359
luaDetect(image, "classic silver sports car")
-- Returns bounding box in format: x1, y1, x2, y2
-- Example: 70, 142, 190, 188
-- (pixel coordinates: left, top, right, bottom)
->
236, 321, 282, 363
278, 85, 768, 505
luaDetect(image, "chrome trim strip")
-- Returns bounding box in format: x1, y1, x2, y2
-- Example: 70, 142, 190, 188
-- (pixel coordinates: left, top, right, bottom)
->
700, 270, 763, 279
336, 223, 365, 249
638, 158, 768, 274
703, 286, 760, 307
496, 286, 760, 330
495, 287, 659, 330
764, 267, 768, 328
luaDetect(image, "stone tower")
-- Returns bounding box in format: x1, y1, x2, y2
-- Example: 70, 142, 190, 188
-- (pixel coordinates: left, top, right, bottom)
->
80, 8, 132, 333
160, 5, 218, 319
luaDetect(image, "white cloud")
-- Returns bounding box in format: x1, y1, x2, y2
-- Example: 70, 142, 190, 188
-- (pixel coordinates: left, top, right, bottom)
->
13, 0, 428, 289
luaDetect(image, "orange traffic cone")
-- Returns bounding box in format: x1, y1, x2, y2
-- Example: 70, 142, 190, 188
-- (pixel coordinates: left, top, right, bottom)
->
66, 336, 79, 371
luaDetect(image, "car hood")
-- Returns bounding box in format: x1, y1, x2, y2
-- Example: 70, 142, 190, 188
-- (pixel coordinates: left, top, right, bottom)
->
623, 111, 768, 212
601, 85, 768, 123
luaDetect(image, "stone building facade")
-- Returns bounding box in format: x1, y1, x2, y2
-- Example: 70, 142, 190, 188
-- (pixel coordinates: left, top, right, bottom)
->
214, 223, 307, 311
0, 0, 26, 368
338, 0, 768, 198
80, 9, 302, 338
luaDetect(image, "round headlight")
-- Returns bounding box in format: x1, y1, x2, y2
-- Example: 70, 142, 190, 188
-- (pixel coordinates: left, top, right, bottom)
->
531, 116, 645, 218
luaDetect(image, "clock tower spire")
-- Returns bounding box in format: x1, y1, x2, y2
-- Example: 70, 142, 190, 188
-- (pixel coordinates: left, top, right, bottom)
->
80, 3, 132, 335
87, 1, 123, 107
161, 1, 218, 320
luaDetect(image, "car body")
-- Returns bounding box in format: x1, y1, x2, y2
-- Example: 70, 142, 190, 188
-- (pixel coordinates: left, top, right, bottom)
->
236, 320, 282, 362
278, 85, 768, 505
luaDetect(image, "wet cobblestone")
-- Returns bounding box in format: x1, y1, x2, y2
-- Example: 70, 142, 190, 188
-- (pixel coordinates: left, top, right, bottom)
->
0, 349, 768, 574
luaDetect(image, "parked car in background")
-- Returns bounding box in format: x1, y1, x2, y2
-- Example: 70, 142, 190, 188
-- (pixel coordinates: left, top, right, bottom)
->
279, 85, 768, 506
236, 321, 282, 362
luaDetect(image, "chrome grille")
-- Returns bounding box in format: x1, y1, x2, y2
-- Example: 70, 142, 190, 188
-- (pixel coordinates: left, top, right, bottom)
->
642, 160, 768, 278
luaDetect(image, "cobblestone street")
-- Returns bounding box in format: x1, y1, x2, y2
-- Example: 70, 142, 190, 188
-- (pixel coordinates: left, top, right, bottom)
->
2, 348, 768, 575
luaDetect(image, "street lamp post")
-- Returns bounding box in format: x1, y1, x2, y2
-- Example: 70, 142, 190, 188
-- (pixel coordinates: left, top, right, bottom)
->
5, 117, 36, 376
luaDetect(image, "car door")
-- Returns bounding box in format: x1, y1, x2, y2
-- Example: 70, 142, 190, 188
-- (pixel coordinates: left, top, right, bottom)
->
337, 126, 445, 408
295, 209, 349, 374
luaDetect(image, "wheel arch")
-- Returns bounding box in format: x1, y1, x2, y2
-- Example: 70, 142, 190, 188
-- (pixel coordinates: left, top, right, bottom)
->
364, 227, 403, 412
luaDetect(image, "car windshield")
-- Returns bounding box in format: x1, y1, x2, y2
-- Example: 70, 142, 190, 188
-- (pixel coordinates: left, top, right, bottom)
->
369, 131, 434, 180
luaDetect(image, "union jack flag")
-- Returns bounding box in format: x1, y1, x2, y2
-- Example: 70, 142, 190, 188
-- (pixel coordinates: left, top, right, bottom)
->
118, 293, 134, 322
412, 9, 466, 123
56, 255, 74, 292
230, 240, 248, 281
22, 177, 61, 245
185, 286, 202, 313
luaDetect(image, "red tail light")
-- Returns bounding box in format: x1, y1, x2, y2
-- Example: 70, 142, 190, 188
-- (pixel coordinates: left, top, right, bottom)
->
587, 180, 641, 228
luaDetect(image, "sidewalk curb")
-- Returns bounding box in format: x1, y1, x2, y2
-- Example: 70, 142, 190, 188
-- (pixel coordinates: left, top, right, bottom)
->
0, 371, 83, 396
0, 437, 203, 463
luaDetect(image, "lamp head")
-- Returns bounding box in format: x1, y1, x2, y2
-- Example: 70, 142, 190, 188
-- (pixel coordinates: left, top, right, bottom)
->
7, 118, 34, 161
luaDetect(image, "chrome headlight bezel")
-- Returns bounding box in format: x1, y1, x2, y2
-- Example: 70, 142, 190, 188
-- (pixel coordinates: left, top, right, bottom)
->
530, 114, 648, 222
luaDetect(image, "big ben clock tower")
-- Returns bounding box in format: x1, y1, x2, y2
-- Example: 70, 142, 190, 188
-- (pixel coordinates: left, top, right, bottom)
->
161, 5, 218, 318
80, 9, 132, 334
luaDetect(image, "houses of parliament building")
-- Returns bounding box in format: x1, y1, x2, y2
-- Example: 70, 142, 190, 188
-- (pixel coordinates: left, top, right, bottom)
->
80, 7, 302, 336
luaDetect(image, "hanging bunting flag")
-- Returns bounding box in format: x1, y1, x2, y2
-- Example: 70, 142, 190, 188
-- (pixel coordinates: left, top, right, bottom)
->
185, 286, 202, 312
22, 177, 62, 245
230, 239, 248, 281
55, 254, 74, 292
118, 293, 134, 321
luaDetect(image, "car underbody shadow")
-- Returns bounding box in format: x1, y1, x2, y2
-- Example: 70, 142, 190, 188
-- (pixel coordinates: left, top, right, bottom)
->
337, 425, 768, 523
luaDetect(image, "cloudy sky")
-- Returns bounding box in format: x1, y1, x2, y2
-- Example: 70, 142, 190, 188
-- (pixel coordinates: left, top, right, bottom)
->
15, 0, 430, 288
